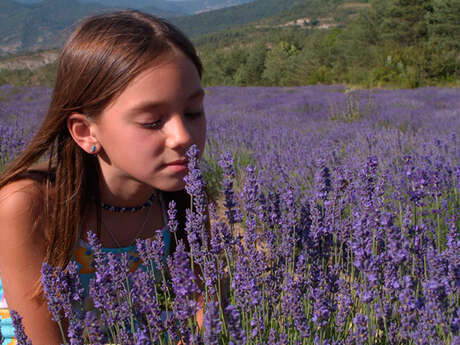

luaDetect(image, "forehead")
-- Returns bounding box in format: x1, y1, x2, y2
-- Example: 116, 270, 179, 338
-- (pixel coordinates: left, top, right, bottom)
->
104, 52, 202, 115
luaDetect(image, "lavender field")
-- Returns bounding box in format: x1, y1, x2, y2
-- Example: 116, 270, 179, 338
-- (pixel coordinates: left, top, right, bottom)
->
0, 84, 459, 344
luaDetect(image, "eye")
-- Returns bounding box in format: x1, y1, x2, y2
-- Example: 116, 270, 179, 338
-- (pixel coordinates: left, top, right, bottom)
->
141, 119, 163, 129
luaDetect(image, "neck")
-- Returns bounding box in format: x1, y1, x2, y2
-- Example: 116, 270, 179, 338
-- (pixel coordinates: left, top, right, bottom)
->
97, 176, 156, 208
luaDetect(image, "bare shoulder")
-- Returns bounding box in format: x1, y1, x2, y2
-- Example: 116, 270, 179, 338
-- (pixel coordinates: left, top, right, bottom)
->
0, 178, 61, 344
0, 178, 45, 241
0, 178, 44, 216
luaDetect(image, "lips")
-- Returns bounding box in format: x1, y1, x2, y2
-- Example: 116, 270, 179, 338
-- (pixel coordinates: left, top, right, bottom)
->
164, 159, 188, 166
163, 159, 189, 173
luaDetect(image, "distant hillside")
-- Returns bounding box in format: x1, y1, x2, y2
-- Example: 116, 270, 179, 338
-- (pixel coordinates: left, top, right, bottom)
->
170, 0, 299, 37
171, 0, 372, 39
0, 0, 350, 58
0, 0, 257, 55
15, 0, 254, 15
0, 0, 177, 55
2, 0, 458, 89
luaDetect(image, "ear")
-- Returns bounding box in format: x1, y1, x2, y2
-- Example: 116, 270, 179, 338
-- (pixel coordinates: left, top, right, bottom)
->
67, 113, 99, 154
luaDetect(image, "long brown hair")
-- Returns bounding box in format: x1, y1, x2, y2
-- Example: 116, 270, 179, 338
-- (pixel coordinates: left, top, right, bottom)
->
0, 11, 202, 295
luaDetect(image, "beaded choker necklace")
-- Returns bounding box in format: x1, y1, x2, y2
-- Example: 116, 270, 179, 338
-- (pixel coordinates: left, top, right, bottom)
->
99, 191, 157, 213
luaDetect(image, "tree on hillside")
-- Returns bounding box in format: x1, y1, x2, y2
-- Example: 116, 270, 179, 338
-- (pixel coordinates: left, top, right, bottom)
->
427, 0, 460, 50
425, 0, 460, 78
377, 0, 432, 45
234, 41, 267, 85
262, 41, 300, 86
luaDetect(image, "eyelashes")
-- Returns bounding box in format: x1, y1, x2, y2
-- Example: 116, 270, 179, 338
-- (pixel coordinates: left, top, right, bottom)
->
141, 111, 204, 129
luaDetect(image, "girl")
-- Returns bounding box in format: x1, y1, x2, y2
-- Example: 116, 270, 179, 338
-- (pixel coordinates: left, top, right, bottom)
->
0, 10, 206, 345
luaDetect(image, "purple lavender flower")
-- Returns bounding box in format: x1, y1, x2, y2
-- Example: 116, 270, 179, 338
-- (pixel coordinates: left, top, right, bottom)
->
348, 313, 368, 345
203, 254, 220, 296
276, 332, 288, 345
83, 311, 105, 345
445, 215, 460, 295
203, 301, 222, 345
415, 277, 449, 343
167, 200, 179, 234
41, 260, 84, 327
67, 314, 85, 345
250, 313, 264, 340
453, 336, 460, 345
136, 229, 165, 273
314, 158, 331, 201
40, 262, 64, 322
169, 241, 200, 323
232, 254, 261, 310
455, 166, 460, 195
225, 305, 246, 345
279, 186, 298, 269
398, 276, 419, 341
268, 328, 277, 344
184, 145, 210, 262
184, 144, 207, 215
118, 327, 134, 345
88, 252, 131, 329
211, 219, 233, 254
10, 310, 32, 345
282, 274, 310, 338
309, 265, 337, 331
135, 327, 152, 345
130, 269, 163, 339
219, 152, 243, 224
335, 278, 353, 333
185, 208, 204, 262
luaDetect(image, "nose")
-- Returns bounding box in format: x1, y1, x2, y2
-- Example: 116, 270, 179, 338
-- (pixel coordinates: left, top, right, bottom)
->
165, 113, 193, 150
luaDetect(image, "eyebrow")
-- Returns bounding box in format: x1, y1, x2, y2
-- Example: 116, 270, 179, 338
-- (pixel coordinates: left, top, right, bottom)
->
128, 88, 205, 115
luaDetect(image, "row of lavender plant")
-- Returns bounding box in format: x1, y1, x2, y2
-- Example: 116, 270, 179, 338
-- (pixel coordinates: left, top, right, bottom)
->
4, 144, 459, 344
0, 85, 50, 170
0, 85, 459, 344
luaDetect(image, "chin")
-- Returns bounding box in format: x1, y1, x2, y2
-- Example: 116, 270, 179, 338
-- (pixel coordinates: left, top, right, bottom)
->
157, 180, 186, 192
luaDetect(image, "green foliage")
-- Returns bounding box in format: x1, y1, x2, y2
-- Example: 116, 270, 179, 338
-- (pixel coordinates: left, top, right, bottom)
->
202, 155, 223, 200
198, 0, 459, 88
261, 41, 300, 86
378, 0, 432, 45
171, 0, 298, 38
234, 42, 267, 85
0, 63, 56, 87
428, 0, 460, 50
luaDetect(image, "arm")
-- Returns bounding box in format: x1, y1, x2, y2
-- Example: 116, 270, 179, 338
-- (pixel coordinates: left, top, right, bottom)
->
0, 179, 62, 345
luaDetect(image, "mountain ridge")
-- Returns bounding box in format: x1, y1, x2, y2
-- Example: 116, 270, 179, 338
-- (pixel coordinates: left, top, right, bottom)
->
0, 0, 257, 55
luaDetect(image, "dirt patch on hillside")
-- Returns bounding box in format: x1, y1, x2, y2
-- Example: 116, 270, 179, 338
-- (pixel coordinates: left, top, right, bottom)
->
338, 2, 371, 9
0, 50, 59, 71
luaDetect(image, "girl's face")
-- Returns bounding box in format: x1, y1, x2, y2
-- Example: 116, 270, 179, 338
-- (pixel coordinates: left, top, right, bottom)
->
91, 52, 206, 194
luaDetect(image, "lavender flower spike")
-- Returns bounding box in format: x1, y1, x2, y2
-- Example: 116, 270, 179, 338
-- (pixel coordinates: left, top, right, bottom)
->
226, 304, 246, 345
184, 144, 207, 214
40, 262, 63, 322
84, 311, 105, 345
10, 310, 32, 345
219, 151, 243, 224
203, 301, 222, 345
167, 200, 179, 234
